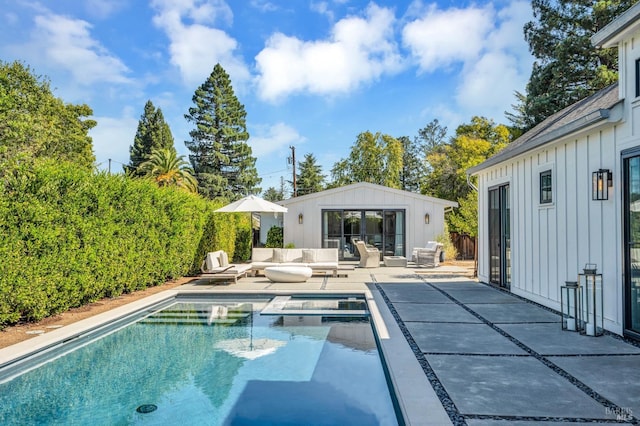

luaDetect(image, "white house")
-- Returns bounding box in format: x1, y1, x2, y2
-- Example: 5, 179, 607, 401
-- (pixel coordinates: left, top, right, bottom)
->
269, 182, 457, 261
468, 3, 640, 339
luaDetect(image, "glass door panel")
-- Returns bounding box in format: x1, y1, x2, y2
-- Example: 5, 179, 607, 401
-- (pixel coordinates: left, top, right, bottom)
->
343, 211, 362, 260
364, 211, 383, 253
384, 211, 404, 256
625, 155, 640, 335
488, 184, 510, 288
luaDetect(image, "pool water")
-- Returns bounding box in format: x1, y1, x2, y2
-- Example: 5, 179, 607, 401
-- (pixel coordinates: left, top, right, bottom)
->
0, 297, 399, 425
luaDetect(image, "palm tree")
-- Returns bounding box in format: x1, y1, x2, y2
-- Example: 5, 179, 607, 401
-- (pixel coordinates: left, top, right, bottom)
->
138, 148, 198, 193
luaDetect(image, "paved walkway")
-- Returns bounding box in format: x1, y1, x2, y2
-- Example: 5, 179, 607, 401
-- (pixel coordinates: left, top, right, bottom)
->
376, 277, 640, 425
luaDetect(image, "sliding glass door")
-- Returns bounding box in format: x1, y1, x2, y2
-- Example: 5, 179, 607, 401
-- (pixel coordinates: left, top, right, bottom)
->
488, 184, 511, 289
322, 209, 405, 260
624, 152, 640, 337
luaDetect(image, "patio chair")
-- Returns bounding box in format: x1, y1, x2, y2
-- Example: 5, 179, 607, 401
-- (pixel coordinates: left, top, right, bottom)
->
200, 250, 251, 283
354, 240, 380, 268
413, 241, 443, 268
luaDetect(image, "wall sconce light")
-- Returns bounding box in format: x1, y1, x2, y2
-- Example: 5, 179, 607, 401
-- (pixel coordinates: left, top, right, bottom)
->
424, 213, 430, 224
592, 169, 612, 200
298, 213, 303, 224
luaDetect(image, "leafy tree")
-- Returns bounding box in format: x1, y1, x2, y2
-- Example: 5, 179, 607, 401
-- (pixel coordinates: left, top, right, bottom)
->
185, 63, 261, 200
296, 153, 325, 196
126, 100, 175, 176
0, 60, 95, 170
510, 0, 635, 131
138, 148, 198, 193
329, 131, 402, 188
262, 186, 283, 201
423, 117, 511, 232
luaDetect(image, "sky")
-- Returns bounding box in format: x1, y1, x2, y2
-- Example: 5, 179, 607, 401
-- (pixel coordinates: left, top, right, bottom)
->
0, 0, 535, 193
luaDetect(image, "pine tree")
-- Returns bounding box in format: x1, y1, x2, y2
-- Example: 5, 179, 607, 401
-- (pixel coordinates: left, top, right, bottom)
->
295, 153, 325, 196
510, 0, 635, 131
185, 64, 261, 200
126, 100, 175, 176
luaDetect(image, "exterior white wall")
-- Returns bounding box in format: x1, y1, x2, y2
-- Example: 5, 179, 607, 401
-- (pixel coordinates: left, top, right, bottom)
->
476, 122, 628, 334
278, 183, 456, 256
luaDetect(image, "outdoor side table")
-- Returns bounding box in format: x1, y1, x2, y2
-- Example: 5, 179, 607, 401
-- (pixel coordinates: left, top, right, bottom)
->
383, 256, 407, 267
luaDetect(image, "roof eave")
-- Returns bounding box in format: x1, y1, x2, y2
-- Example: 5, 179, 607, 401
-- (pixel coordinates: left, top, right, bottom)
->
467, 102, 623, 176
592, 2, 640, 48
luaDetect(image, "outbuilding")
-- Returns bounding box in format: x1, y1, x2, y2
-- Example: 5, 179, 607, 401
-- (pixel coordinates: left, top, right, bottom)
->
264, 182, 457, 261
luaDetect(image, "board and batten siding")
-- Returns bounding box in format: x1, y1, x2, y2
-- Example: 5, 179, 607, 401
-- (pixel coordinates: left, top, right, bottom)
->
476, 124, 623, 333
279, 183, 456, 255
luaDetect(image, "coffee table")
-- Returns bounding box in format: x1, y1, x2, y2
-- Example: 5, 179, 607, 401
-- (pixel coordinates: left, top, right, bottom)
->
264, 266, 313, 283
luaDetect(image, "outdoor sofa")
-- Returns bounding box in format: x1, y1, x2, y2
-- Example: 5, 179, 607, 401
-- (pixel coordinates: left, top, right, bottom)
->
200, 250, 252, 283
250, 248, 339, 276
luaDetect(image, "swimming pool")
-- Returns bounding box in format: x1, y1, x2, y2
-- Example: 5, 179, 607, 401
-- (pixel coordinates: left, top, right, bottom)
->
0, 295, 400, 425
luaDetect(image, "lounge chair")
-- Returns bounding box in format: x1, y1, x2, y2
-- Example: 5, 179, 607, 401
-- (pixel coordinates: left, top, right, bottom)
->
413, 241, 443, 268
200, 250, 251, 283
354, 240, 380, 268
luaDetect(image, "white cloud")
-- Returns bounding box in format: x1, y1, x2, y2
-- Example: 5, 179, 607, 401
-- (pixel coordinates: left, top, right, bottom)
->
402, 5, 494, 72
151, 0, 250, 87
31, 14, 131, 85
90, 112, 138, 171
250, 122, 306, 157
255, 3, 403, 102
404, 1, 533, 122
85, 0, 127, 19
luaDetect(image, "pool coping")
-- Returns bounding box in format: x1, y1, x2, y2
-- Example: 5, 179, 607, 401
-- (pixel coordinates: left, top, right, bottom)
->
0, 286, 449, 425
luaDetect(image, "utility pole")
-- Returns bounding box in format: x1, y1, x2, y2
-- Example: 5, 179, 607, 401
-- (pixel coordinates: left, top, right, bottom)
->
108, 158, 112, 175
289, 145, 297, 197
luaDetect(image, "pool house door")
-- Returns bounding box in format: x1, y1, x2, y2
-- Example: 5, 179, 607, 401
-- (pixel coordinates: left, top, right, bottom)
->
488, 184, 511, 289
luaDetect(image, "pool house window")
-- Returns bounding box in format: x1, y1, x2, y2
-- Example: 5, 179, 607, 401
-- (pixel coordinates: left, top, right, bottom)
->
540, 170, 552, 204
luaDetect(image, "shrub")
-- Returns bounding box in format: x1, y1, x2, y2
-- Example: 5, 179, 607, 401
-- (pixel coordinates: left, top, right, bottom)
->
0, 160, 234, 327
265, 226, 283, 248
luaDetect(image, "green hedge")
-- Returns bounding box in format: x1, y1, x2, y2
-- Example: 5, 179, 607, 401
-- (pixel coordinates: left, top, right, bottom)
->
0, 160, 240, 327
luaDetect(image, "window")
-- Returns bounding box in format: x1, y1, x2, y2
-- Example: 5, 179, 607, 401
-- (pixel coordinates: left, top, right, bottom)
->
540, 170, 552, 204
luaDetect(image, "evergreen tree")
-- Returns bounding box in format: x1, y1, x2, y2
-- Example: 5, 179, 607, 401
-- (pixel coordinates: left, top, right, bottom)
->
263, 186, 283, 201
295, 153, 325, 196
0, 60, 95, 170
398, 136, 424, 193
126, 100, 175, 176
185, 63, 261, 200
510, 0, 635, 131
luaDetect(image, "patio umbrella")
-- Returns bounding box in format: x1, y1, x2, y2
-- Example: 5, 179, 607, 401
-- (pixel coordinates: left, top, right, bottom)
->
215, 195, 288, 214
215, 195, 288, 248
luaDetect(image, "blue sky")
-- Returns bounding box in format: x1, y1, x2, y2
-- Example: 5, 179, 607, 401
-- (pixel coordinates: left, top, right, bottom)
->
0, 0, 534, 193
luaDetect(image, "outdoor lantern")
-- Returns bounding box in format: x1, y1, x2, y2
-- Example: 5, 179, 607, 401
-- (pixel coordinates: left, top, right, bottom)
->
592, 169, 612, 200
298, 213, 303, 224
424, 213, 430, 224
578, 263, 604, 336
561, 281, 581, 332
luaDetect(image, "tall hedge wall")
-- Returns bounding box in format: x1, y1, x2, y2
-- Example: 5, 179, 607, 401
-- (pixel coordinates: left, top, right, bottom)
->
0, 160, 239, 327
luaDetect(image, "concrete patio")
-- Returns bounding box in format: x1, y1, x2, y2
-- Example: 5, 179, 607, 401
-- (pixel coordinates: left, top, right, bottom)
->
2, 262, 639, 425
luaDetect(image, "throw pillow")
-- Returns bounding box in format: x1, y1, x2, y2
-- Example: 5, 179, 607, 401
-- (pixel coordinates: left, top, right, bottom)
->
302, 249, 316, 263
272, 248, 285, 263
218, 251, 229, 267
205, 252, 220, 270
